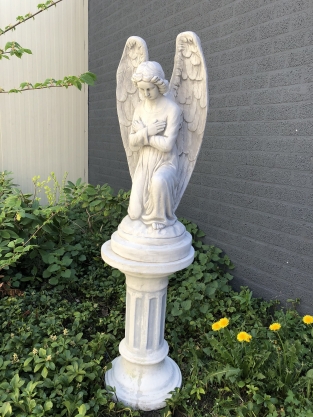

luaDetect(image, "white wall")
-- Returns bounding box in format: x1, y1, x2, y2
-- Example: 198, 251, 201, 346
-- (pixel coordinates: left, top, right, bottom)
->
0, 0, 88, 194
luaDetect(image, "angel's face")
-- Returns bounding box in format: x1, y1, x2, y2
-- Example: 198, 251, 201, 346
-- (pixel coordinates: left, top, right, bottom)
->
137, 81, 160, 101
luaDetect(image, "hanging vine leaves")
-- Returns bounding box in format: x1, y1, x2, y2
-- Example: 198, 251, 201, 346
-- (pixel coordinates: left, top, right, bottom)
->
0, 72, 97, 94
0, 0, 96, 92
0, 1, 63, 36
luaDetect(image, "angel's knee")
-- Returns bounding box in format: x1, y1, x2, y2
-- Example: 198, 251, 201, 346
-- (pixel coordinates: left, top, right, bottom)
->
151, 174, 166, 191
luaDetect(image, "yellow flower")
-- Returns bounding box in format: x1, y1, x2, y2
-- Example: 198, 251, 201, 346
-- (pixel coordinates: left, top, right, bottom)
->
269, 323, 281, 331
63, 328, 69, 335
212, 317, 230, 331
46, 355, 52, 361
212, 321, 222, 331
303, 315, 313, 325
219, 317, 229, 328
50, 335, 57, 341
237, 332, 252, 343
32, 348, 38, 355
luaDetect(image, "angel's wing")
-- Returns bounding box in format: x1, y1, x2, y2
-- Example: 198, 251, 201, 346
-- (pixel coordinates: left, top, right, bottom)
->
116, 36, 149, 179
168, 32, 208, 210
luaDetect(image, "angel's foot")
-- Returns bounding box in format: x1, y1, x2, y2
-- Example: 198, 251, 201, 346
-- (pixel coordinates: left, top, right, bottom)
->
152, 222, 165, 230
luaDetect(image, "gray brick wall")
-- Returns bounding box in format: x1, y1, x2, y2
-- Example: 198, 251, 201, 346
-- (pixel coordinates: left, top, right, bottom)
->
88, 0, 313, 313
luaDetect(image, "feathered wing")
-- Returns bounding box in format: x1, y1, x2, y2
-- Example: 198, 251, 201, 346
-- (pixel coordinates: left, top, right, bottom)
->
116, 36, 149, 179
168, 32, 208, 210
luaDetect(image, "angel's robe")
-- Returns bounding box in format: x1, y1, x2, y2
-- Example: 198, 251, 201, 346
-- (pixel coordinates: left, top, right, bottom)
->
128, 98, 182, 228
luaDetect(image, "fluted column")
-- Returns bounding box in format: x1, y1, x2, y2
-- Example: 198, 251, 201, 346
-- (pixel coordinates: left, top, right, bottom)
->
120, 274, 169, 365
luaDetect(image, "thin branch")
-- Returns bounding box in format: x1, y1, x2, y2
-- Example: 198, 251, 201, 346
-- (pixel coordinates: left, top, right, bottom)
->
22, 210, 57, 247
0, 72, 96, 93
0, 84, 76, 93
0, 0, 64, 36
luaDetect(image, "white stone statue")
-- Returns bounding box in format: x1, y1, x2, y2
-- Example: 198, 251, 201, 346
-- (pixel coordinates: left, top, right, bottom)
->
101, 32, 208, 410
117, 32, 208, 233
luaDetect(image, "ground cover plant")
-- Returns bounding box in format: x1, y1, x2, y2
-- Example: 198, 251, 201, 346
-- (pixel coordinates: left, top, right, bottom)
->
0, 171, 313, 417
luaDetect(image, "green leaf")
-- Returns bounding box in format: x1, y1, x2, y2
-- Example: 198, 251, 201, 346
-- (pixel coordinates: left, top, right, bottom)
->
48, 255, 56, 264
44, 401, 53, 411
75, 333, 83, 342
23, 357, 33, 367
1, 402, 12, 417
24, 213, 39, 220
39, 348, 46, 358
7, 230, 19, 238
181, 300, 191, 310
47, 263, 60, 272
307, 369, 313, 379
61, 269, 71, 278
32, 404, 44, 414
80, 72, 95, 85
199, 304, 209, 314
78, 404, 87, 416
49, 277, 59, 285
10, 373, 21, 389
253, 393, 264, 404
42, 269, 51, 278
205, 281, 219, 296
42, 224, 53, 233
34, 363, 43, 373
74, 80, 82, 90
0, 381, 10, 390
49, 361, 55, 370
61, 256, 72, 266
86, 187, 97, 195
171, 306, 182, 316
41, 367, 48, 378
89, 199, 102, 207
203, 347, 212, 356
62, 226, 74, 234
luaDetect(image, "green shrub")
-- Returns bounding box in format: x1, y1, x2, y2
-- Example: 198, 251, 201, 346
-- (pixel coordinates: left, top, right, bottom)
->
0, 171, 129, 289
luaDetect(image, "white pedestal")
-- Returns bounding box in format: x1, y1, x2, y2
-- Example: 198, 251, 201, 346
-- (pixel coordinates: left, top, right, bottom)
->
101, 219, 194, 411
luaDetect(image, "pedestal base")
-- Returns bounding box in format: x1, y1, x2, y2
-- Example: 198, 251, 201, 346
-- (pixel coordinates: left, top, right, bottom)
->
101, 219, 193, 411
105, 356, 182, 411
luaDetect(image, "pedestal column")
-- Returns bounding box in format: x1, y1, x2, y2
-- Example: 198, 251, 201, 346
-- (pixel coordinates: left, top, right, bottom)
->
101, 231, 194, 411
122, 273, 168, 364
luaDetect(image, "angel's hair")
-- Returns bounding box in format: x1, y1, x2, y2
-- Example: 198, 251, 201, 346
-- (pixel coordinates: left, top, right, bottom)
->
132, 61, 169, 95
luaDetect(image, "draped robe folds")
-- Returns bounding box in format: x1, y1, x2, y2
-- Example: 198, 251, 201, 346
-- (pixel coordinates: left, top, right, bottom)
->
128, 98, 182, 228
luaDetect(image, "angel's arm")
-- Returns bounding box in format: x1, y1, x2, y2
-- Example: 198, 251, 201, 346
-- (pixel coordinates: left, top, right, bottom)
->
129, 108, 149, 151
149, 106, 182, 153
129, 112, 168, 150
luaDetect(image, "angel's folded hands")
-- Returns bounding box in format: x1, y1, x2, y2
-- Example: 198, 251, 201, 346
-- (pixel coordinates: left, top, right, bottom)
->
147, 121, 166, 136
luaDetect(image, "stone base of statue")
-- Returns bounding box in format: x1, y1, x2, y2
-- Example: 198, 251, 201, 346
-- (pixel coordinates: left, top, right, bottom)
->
101, 216, 194, 411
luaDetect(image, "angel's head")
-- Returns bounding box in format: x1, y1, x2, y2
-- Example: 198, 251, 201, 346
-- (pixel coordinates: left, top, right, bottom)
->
132, 61, 169, 98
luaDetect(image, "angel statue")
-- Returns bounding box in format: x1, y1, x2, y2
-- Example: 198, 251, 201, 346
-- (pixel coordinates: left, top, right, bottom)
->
116, 32, 208, 234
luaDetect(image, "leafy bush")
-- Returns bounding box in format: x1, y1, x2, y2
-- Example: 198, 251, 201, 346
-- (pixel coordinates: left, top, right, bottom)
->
0, 172, 312, 417
0, 171, 129, 289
